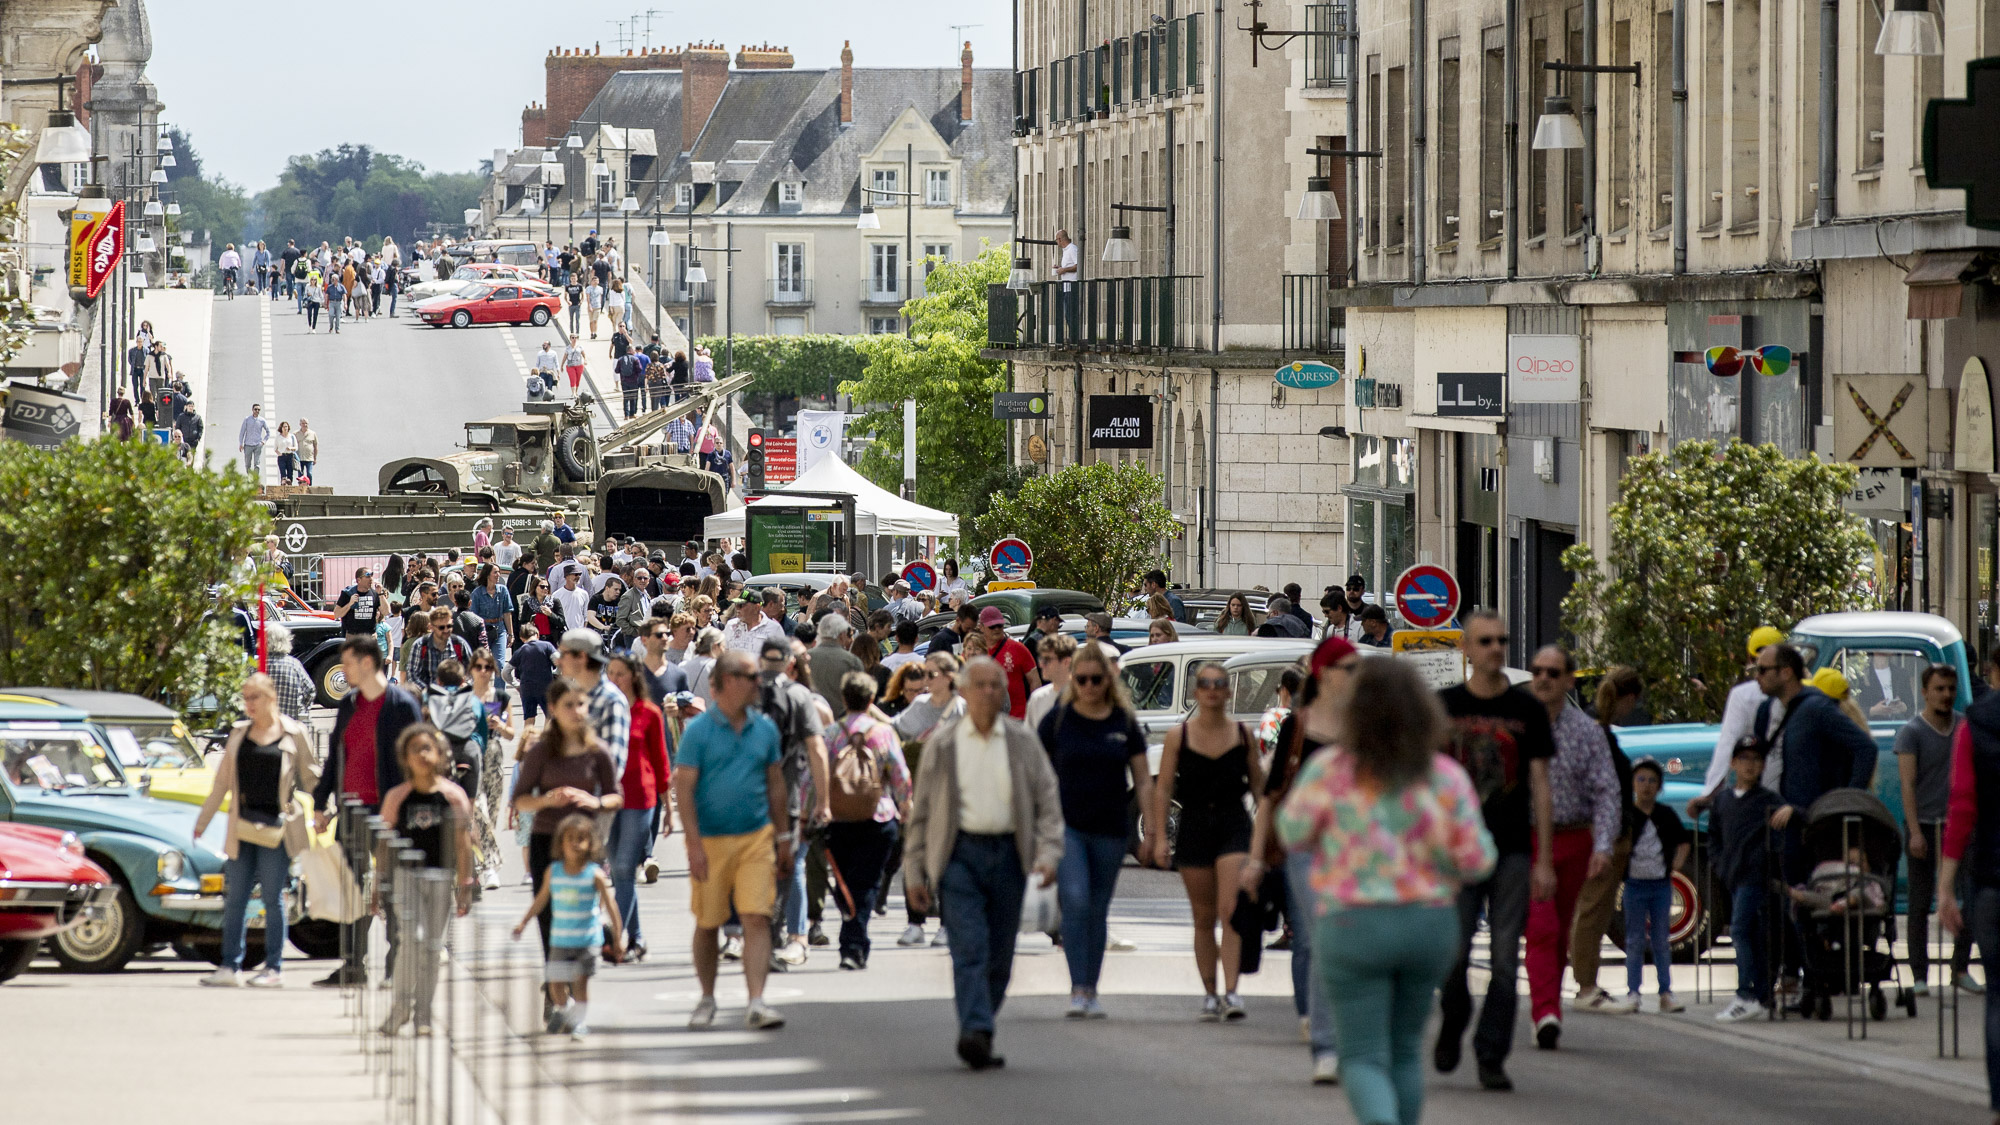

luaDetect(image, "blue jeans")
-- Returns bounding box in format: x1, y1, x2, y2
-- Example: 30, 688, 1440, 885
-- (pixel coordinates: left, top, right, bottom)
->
1320, 904, 1458, 1125
1625, 877, 1674, 996
328, 305, 342, 332
938, 833, 1026, 1035
1440, 851, 1529, 1068
388, 289, 398, 317
1730, 881, 1769, 1004
607, 805, 652, 946
220, 839, 290, 972
1971, 885, 2000, 1110
1056, 828, 1125, 991
772, 821, 808, 941
1285, 849, 1338, 1058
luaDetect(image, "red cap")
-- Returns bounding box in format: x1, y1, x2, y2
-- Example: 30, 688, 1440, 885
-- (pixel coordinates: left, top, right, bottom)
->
978, 606, 1007, 627
1309, 634, 1358, 677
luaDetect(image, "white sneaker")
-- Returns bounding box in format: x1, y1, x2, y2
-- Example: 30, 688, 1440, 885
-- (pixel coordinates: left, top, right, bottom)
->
1715, 997, 1767, 1022
721, 935, 743, 961
687, 996, 717, 1029
1222, 992, 1247, 1021
1067, 994, 1091, 1019
930, 927, 950, 947
745, 999, 786, 1030
1607, 992, 1641, 1013
1657, 992, 1685, 1014
897, 924, 926, 946
199, 968, 240, 987
776, 940, 807, 966
1084, 996, 1108, 1019
1199, 994, 1223, 1022
1573, 985, 1608, 1010
1312, 1053, 1341, 1085
643, 858, 660, 885
1107, 932, 1137, 951
245, 969, 284, 989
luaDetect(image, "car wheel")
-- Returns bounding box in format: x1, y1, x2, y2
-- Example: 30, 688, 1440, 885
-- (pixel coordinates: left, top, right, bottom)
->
451, 309, 472, 328
311, 655, 351, 708
290, 918, 342, 959
49, 880, 143, 973
0, 938, 38, 982
530, 305, 550, 326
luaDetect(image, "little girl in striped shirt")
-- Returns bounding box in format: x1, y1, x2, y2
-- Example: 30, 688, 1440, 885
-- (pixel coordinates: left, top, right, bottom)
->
513, 813, 622, 1037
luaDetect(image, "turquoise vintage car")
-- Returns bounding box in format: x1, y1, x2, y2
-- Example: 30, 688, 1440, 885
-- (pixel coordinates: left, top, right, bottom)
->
1610, 611, 1969, 953
0, 696, 238, 971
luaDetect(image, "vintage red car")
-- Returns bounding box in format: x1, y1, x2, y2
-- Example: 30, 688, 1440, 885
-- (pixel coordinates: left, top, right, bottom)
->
0, 821, 114, 982
414, 281, 561, 329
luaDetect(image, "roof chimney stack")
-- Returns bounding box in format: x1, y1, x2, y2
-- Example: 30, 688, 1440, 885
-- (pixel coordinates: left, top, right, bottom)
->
840, 40, 854, 126
960, 41, 974, 123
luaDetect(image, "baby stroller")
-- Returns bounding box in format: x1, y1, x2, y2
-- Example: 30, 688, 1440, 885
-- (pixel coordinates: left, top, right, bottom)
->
1790, 788, 1917, 1023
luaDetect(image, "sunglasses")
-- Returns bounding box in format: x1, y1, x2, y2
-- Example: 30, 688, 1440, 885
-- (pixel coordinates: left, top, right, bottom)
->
1529, 666, 1566, 679
1472, 635, 1508, 647
1196, 678, 1230, 690
1073, 673, 1105, 686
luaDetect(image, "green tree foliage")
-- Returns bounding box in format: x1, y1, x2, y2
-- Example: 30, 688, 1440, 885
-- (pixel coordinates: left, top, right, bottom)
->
248, 144, 484, 252
161, 127, 250, 254
840, 248, 1010, 521
1561, 440, 1879, 722
0, 124, 41, 362
970, 462, 1180, 605
0, 438, 269, 702
694, 334, 868, 401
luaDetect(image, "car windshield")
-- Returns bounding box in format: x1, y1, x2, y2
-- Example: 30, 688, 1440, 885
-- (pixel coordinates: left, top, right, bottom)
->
1824, 645, 1936, 723
1231, 662, 1298, 714
2, 725, 125, 791
450, 267, 481, 280
1122, 660, 1177, 711
104, 721, 204, 770
454, 283, 492, 299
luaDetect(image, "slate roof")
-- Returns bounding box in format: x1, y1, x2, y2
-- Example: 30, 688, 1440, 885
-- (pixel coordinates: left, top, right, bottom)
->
503, 64, 1013, 222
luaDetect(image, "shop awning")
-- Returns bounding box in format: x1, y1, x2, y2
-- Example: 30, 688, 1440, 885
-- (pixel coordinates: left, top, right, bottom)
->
1906, 250, 1983, 320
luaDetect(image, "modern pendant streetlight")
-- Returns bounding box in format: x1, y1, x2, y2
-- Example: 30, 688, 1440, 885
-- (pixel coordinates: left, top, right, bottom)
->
1876, 0, 1943, 55
1532, 94, 1586, 150
1100, 225, 1137, 263
1297, 175, 1341, 220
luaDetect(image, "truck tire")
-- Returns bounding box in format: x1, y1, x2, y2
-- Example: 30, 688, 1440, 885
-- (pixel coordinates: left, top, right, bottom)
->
0, 938, 38, 982
556, 425, 598, 483
49, 879, 143, 973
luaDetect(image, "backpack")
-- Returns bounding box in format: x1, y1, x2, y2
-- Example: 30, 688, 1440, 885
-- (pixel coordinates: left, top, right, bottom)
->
830, 717, 887, 822
426, 686, 483, 796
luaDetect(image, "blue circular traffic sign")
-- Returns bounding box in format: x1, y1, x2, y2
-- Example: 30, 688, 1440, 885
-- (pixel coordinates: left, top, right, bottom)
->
990, 537, 1034, 581
902, 560, 938, 592
1393, 565, 1461, 630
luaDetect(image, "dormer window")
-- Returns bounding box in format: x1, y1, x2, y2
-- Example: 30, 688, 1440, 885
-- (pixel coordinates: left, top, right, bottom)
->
676, 183, 694, 209
779, 181, 801, 204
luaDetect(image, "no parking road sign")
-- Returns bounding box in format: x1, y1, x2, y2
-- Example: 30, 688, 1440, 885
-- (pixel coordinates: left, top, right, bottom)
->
989, 537, 1034, 582
901, 559, 938, 592
1393, 565, 1461, 630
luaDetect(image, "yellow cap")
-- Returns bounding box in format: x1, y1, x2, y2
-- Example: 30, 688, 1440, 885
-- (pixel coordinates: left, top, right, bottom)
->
1747, 626, 1784, 656
1810, 666, 1849, 701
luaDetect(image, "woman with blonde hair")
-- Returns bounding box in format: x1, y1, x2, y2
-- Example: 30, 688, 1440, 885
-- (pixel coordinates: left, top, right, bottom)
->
194, 673, 318, 987
1039, 641, 1153, 1017
1148, 617, 1180, 646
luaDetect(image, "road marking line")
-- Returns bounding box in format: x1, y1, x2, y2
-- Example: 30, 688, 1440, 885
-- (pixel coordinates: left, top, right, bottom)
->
259, 299, 276, 486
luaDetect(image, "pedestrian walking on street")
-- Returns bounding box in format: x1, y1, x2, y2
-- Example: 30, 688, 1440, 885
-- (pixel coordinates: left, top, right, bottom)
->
1522, 645, 1622, 1050
512, 677, 623, 959
1245, 634, 1363, 1083
303, 270, 324, 331
825, 672, 912, 970
904, 657, 1065, 1070
677, 649, 792, 1030
376, 725, 476, 1034
1570, 666, 1639, 1011
1615, 759, 1691, 1013
237, 403, 270, 478
563, 339, 587, 397
1434, 608, 1555, 1092
195, 674, 319, 989
275, 421, 298, 484
1151, 660, 1264, 1021
1900, 663, 1975, 994
513, 813, 622, 1038
1277, 657, 1497, 1125
325, 275, 346, 333
602, 654, 670, 963
1039, 641, 1152, 1018
1709, 737, 1780, 1020
310, 637, 423, 988
468, 651, 517, 890
585, 278, 604, 338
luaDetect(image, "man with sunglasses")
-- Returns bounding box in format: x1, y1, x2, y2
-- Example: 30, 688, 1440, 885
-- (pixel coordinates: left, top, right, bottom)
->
1696, 627, 1789, 803
1521, 645, 1621, 1050
1748, 643, 1879, 1012
1434, 609, 1555, 1093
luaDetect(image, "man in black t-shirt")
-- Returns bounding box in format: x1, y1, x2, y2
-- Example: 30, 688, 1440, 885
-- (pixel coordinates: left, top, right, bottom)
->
334, 567, 385, 637
1433, 609, 1554, 1093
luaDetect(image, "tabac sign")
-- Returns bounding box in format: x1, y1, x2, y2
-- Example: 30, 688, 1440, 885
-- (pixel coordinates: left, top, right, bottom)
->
67, 200, 123, 304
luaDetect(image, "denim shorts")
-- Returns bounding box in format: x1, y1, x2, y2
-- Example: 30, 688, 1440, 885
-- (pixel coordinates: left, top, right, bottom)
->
545, 944, 600, 983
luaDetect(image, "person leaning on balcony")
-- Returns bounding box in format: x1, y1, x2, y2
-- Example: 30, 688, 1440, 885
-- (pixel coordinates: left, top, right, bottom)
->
1054, 229, 1080, 342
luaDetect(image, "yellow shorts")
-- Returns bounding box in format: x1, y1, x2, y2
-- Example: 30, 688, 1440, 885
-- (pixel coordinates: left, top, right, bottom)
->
690, 823, 777, 929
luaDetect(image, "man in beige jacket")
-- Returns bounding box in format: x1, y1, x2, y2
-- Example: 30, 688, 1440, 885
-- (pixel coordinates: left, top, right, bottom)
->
904, 657, 1064, 1071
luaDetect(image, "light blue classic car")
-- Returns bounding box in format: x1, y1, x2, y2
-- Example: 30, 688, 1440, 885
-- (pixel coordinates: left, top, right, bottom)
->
1611, 611, 1968, 954
0, 696, 238, 971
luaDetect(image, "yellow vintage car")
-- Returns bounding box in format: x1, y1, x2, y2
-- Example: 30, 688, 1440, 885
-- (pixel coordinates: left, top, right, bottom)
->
0, 689, 341, 958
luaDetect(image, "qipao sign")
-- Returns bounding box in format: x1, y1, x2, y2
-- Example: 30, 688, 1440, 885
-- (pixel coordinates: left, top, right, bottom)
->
1507, 334, 1580, 403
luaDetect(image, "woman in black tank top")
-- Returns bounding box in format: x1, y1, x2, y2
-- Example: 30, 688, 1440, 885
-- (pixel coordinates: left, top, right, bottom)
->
1149, 660, 1266, 1022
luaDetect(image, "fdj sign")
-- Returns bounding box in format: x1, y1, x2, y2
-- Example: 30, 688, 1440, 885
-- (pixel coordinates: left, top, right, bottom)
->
1436, 372, 1505, 417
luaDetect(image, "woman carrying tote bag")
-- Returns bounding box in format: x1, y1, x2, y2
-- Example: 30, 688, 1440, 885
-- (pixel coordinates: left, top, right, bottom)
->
194, 673, 320, 987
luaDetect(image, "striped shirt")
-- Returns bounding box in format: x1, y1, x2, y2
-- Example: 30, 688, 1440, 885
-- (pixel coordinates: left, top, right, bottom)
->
547, 861, 604, 948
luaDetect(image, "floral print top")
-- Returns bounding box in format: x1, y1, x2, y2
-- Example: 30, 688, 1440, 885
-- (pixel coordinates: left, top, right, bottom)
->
1276, 747, 1497, 908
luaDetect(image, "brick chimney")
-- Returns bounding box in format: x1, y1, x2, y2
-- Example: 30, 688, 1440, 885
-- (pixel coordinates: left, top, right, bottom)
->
521, 102, 548, 149
840, 41, 854, 125
538, 43, 684, 147
960, 41, 974, 123
735, 43, 795, 69
682, 42, 732, 155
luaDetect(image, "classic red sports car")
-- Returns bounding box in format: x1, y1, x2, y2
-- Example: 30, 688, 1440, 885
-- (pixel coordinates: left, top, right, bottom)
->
414, 282, 561, 329
0, 821, 114, 982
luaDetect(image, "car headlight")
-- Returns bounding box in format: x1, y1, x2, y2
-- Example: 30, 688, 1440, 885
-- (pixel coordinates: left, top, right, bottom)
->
58, 831, 83, 858
156, 851, 186, 883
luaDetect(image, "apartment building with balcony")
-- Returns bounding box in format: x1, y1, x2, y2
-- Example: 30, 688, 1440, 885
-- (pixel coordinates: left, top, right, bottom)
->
482, 40, 1013, 340
991, 0, 1353, 592
1332, 0, 1999, 660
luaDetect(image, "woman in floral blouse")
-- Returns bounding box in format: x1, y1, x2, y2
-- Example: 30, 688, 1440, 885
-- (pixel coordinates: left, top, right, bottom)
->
1277, 656, 1496, 1125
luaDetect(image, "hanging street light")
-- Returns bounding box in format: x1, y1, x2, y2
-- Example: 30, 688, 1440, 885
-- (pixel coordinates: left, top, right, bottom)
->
1297, 175, 1341, 220
1877, 0, 1943, 55
1007, 256, 1034, 291
1100, 224, 1137, 263
856, 203, 881, 230
1532, 93, 1586, 150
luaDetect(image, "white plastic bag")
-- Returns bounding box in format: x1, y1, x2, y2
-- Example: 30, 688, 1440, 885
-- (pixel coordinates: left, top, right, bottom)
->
298, 841, 366, 923
1020, 876, 1061, 934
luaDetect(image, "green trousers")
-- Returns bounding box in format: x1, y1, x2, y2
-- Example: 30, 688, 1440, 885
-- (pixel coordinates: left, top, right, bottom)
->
1317, 902, 1460, 1125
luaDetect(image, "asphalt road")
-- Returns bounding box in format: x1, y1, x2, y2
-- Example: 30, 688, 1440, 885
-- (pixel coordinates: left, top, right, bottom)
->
205, 286, 565, 496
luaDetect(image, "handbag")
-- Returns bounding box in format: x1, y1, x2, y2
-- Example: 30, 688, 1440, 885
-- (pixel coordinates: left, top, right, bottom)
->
1020, 876, 1062, 935
298, 841, 366, 923
232, 818, 286, 849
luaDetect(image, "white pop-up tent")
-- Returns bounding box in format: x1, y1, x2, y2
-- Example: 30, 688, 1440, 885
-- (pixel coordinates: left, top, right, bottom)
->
702, 456, 960, 539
